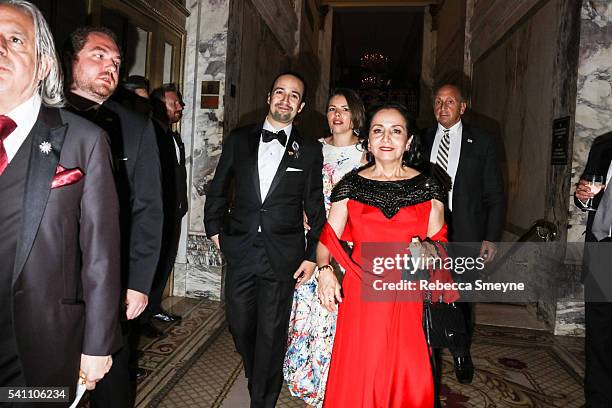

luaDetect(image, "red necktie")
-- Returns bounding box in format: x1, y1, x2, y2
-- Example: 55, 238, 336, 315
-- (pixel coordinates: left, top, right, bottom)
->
0, 115, 18, 176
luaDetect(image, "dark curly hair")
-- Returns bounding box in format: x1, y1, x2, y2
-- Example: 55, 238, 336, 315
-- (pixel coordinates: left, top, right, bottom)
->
63, 26, 120, 85
362, 102, 423, 168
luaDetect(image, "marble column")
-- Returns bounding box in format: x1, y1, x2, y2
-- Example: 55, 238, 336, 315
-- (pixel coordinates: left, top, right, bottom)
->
560, 0, 612, 335
174, 0, 230, 301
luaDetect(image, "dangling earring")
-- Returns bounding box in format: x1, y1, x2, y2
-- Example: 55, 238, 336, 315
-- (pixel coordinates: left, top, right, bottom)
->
353, 128, 360, 136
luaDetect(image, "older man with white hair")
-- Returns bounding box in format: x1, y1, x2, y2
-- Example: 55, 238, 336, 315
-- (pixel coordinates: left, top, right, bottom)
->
0, 0, 121, 403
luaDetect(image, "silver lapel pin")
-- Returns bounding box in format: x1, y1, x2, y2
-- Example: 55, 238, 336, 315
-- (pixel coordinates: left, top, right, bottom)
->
39, 141, 52, 155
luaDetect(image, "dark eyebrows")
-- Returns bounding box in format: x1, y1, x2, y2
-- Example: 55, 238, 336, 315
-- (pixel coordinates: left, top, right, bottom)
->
88, 46, 121, 60
273, 87, 302, 98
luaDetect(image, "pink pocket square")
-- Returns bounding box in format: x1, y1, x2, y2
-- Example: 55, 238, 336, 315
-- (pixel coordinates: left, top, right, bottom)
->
51, 165, 84, 189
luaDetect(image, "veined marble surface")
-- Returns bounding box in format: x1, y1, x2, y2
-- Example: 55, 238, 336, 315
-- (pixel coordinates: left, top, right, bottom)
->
174, 0, 229, 301
559, 0, 612, 335
172, 233, 224, 301
567, 0, 612, 244
555, 300, 585, 337
182, 0, 229, 235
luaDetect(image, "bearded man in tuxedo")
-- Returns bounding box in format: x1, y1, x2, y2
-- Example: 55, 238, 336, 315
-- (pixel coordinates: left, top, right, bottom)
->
204, 72, 325, 408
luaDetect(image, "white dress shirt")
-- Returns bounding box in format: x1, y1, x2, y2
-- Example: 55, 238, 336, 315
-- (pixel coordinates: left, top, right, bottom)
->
429, 120, 463, 210
172, 135, 180, 162
4, 94, 42, 163
258, 120, 291, 201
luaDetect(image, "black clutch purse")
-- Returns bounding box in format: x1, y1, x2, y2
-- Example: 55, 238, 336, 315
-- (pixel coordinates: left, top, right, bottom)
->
413, 237, 468, 356
422, 293, 468, 356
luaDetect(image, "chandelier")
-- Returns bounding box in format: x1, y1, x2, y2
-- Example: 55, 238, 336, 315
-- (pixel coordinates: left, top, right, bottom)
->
361, 75, 377, 88
360, 52, 388, 71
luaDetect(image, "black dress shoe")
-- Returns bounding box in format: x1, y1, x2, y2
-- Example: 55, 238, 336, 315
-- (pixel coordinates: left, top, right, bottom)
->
153, 311, 182, 322
135, 368, 147, 381
454, 355, 474, 384
140, 322, 164, 338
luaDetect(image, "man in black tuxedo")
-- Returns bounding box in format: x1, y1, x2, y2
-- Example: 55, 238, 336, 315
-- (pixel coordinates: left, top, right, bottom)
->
204, 72, 325, 408
64, 26, 163, 408
0, 0, 121, 402
574, 130, 612, 407
423, 83, 505, 385
142, 83, 188, 330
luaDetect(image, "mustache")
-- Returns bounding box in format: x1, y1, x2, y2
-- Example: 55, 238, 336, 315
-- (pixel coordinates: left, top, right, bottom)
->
275, 103, 292, 110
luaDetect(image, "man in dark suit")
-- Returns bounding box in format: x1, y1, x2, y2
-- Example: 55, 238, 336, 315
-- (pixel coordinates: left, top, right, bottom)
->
423, 82, 505, 384
574, 131, 612, 407
142, 83, 188, 330
204, 72, 325, 408
0, 0, 121, 402
63, 26, 163, 408
113, 75, 151, 117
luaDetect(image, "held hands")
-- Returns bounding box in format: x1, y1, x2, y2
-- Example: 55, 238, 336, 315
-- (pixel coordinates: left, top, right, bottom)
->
125, 289, 148, 320
317, 265, 342, 312
576, 179, 595, 202
79, 354, 112, 390
293, 260, 316, 288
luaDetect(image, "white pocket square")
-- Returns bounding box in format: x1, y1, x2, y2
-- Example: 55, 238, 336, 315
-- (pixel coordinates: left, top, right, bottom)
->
286, 167, 303, 172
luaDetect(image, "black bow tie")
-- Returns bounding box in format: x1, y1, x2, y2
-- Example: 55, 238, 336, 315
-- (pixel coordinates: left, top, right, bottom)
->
262, 129, 287, 146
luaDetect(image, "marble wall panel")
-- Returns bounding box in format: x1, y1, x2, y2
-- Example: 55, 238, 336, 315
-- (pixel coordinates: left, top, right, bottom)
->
557, 0, 612, 336
173, 0, 230, 300
189, 0, 229, 234
567, 0, 612, 244
184, 234, 224, 300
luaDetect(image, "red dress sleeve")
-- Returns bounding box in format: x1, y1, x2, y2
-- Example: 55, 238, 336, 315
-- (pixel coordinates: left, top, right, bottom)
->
319, 222, 361, 279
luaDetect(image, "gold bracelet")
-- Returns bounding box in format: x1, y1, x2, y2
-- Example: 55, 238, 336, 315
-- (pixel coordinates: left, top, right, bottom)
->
318, 264, 334, 273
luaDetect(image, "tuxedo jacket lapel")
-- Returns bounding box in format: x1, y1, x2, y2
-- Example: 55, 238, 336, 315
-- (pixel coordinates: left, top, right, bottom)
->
13, 107, 67, 285
453, 125, 473, 197
265, 128, 301, 203
248, 126, 263, 204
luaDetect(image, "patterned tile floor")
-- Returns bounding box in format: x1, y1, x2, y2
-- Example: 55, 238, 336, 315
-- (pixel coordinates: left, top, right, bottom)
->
132, 298, 586, 408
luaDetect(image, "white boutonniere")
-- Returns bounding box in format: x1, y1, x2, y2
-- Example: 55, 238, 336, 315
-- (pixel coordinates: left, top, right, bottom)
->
39, 141, 52, 155
288, 140, 300, 159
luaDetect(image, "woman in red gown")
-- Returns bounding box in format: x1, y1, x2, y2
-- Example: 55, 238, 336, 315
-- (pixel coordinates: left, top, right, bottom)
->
316, 103, 458, 407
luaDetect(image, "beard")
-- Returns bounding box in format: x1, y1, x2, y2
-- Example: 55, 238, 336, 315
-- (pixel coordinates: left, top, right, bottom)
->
73, 70, 116, 101
86, 81, 115, 100
169, 111, 182, 123
270, 109, 293, 124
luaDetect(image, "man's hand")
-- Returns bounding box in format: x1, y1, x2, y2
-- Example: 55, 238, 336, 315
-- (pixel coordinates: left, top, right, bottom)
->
293, 260, 316, 288
303, 212, 311, 231
125, 289, 148, 320
210, 234, 220, 250
79, 354, 112, 390
480, 240, 497, 264
576, 179, 595, 202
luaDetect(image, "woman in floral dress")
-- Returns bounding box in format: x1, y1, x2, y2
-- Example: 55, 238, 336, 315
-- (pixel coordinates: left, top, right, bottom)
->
284, 89, 366, 408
